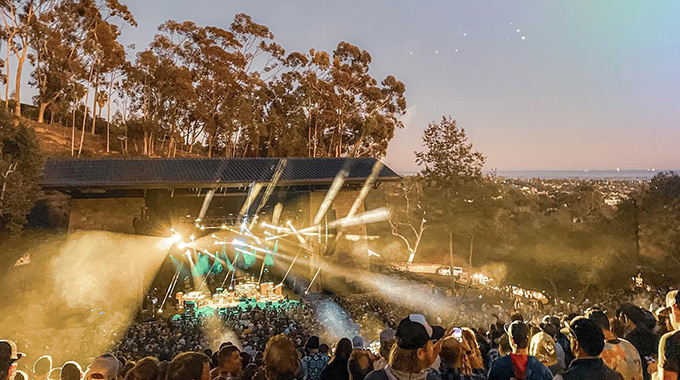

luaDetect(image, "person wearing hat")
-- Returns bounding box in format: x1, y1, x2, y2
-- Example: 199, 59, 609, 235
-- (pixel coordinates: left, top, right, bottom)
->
302, 336, 329, 380
374, 329, 396, 370
656, 290, 680, 380
529, 316, 565, 375
554, 317, 623, 380
0, 340, 23, 380
364, 315, 440, 380
488, 321, 552, 380
585, 308, 642, 380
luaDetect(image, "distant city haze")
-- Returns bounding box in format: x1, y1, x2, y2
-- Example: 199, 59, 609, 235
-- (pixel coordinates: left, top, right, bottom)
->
86, 1, 680, 171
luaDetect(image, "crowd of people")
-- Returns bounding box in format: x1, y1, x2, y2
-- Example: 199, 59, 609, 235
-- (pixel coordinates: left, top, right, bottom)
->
3, 284, 680, 380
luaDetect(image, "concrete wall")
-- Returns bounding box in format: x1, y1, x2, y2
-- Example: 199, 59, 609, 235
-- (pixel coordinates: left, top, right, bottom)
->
68, 198, 145, 234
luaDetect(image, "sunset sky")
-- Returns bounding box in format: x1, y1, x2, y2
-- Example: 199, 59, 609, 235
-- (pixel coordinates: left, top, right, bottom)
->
117, 0, 680, 172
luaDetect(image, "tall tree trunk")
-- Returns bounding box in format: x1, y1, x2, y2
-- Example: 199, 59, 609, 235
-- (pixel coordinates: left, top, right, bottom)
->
106, 96, 111, 153
78, 64, 95, 157
37, 102, 49, 124
468, 232, 475, 270
14, 45, 27, 117
71, 107, 75, 156
4, 41, 10, 109
208, 135, 213, 157
90, 82, 99, 135
449, 230, 456, 292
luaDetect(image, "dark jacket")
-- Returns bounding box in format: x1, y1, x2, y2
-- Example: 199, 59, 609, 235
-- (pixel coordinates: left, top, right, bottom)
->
560, 358, 623, 380
320, 359, 349, 380
487, 355, 552, 380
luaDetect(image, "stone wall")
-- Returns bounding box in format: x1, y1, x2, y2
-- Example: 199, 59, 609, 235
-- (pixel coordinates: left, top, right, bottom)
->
68, 198, 145, 234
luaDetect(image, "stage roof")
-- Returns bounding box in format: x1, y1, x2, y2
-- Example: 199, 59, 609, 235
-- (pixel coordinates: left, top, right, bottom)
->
42, 157, 400, 190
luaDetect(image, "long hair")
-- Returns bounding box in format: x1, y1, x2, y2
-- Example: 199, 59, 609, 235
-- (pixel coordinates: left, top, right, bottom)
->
388, 344, 422, 373
330, 339, 353, 364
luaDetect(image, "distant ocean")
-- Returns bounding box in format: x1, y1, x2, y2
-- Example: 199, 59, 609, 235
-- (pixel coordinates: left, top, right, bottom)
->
493, 170, 674, 180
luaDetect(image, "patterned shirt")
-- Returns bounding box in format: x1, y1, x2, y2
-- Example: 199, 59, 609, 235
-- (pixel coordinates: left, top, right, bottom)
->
302, 352, 330, 380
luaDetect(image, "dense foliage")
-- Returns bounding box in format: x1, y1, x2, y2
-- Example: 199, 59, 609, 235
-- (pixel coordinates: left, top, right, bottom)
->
0, 109, 42, 232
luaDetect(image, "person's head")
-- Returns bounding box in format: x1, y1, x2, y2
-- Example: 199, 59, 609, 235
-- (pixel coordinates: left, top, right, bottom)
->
348, 350, 373, 380
166, 352, 210, 380
585, 309, 611, 332
217, 346, 241, 375
379, 329, 396, 360
506, 321, 529, 353
498, 335, 511, 357
438, 337, 464, 369
86, 355, 119, 380
48, 368, 61, 380
616, 304, 645, 332
60, 362, 82, 380
0, 340, 23, 380
351, 336, 364, 350
510, 313, 524, 322
318, 344, 329, 356
125, 358, 159, 380
390, 314, 437, 373
567, 317, 606, 359
331, 339, 353, 363
34, 356, 53, 378
305, 337, 320, 353
263, 335, 300, 380
663, 290, 680, 331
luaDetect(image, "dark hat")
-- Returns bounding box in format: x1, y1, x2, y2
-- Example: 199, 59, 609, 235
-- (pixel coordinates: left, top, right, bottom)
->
585, 309, 610, 330
431, 326, 446, 341
379, 328, 396, 344
0, 340, 23, 361
396, 314, 433, 350
567, 317, 605, 357
305, 336, 320, 350
505, 321, 529, 341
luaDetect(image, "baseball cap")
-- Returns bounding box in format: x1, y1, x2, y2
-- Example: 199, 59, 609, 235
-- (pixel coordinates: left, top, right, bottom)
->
379, 328, 396, 344
0, 340, 23, 361
566, 317, 605, 356
395, 314, 433, 350
431, 326, 446, 341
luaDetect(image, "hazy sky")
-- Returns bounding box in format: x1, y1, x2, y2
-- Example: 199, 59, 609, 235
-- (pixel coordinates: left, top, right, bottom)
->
116, 1, 680, 172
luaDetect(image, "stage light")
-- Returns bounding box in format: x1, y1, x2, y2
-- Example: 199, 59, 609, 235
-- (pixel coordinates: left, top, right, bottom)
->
158, 309, 163, 313
221, 224, 227, 229
178, 242, 187, 249
200, 226, 205, 230
190, 234, 195, 241
170, 227, 175, 232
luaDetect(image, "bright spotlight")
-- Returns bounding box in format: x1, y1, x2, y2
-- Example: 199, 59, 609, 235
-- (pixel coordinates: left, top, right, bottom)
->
178, 242, 187, 249
170, 227, 175, 232
158, 309, 163, 313
190, 234, 195, 241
